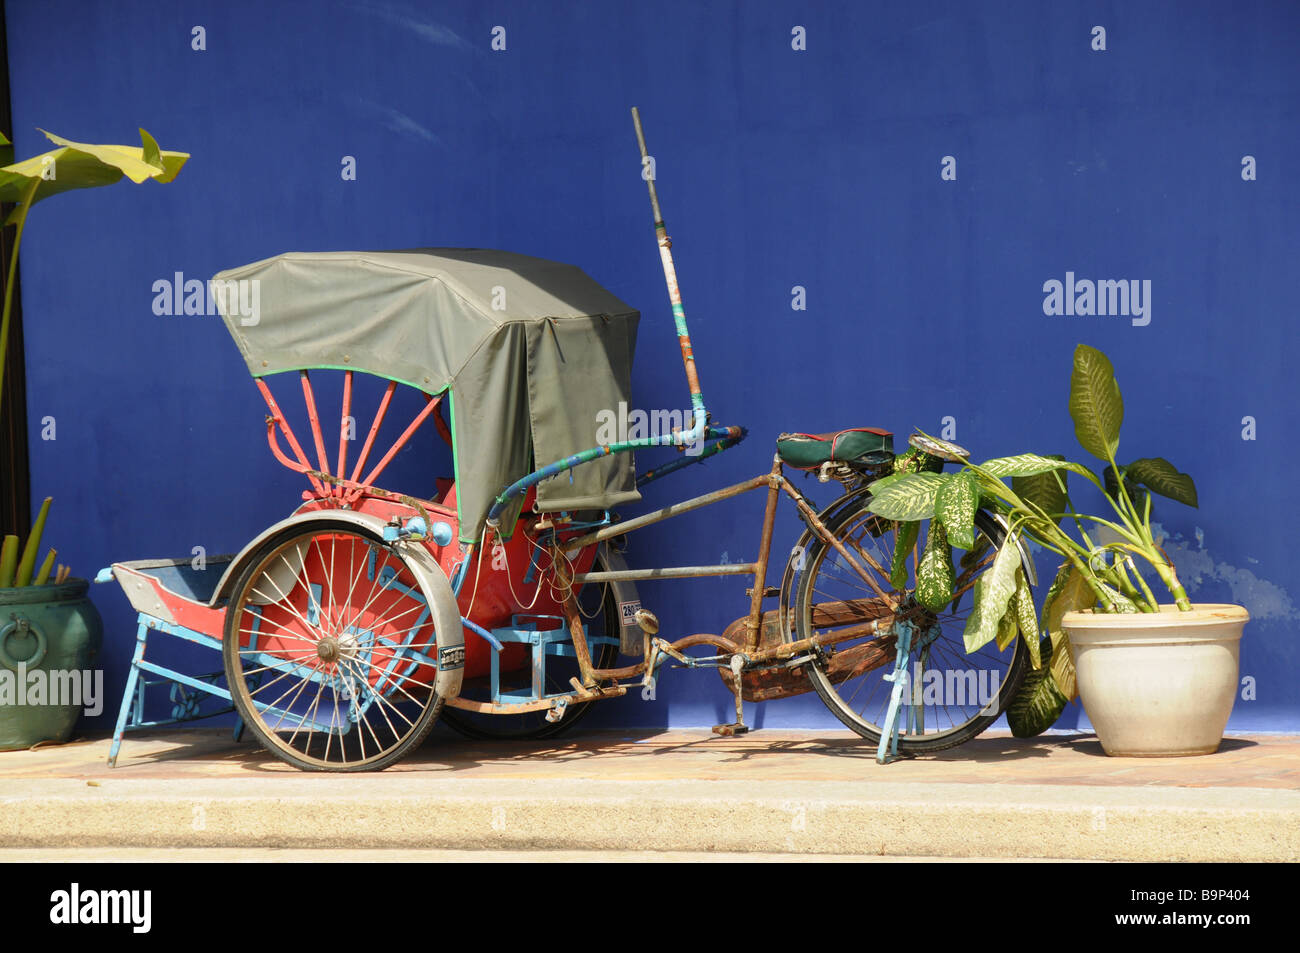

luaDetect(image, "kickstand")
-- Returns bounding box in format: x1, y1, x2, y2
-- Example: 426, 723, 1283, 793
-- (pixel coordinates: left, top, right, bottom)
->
876, 620, 914, 764
713, 653, 749, 736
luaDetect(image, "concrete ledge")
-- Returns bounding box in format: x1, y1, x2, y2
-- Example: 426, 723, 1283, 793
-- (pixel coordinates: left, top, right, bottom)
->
2, 775, 1297, 861
1, 730, 1297, 861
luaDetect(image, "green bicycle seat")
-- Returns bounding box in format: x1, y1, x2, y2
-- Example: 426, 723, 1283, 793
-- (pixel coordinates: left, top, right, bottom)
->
776, 427, 894, 470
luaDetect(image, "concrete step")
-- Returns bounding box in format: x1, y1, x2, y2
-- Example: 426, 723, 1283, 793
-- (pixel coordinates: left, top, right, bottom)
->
1, 729, 1296, 861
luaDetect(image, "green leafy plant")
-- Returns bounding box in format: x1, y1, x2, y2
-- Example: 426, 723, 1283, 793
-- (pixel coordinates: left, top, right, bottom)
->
0, 129, 187, 585
866, 343, 1199, 734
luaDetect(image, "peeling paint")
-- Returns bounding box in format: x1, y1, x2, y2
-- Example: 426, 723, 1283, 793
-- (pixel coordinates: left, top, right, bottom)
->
1154, 524, 1298, 623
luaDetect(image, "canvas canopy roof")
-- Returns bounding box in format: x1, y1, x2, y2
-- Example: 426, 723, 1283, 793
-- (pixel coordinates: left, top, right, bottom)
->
213, 249, 641, 541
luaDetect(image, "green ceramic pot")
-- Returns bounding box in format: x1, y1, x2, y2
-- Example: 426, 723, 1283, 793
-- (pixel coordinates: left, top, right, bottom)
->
0, 578, 103, 751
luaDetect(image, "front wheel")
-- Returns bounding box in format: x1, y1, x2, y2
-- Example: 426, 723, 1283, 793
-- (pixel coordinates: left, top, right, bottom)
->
223, 520, 448, 771
793, 506, 1030, 753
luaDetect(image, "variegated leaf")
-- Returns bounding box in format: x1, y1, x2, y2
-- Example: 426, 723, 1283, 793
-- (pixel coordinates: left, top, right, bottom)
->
1013, 569, 1041, 666
963, 539, 1021, 653
978, 454, 1092, 480
866, 471, 948, 521
995, 601, 1019, 651
935, 469, 978, 550
1048, 628, 1077, 701
867, 472, 907, 495
917, 521, 955, 611
890, 520, 919, 590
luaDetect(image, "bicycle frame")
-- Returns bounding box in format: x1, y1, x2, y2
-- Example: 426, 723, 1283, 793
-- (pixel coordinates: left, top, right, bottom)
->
545, 455, 901, 713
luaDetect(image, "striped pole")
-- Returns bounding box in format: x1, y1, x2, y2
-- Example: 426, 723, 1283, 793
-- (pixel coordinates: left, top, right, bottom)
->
483, 110, 724, 531
631, 107, 707, 438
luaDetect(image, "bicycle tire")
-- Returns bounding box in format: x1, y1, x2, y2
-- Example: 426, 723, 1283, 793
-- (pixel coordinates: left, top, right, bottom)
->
794, 505, 1030, 753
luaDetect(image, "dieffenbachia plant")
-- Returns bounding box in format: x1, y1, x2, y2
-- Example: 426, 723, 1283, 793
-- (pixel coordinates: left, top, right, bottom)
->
0, 128, 187, 585
865, 343, 1198, 734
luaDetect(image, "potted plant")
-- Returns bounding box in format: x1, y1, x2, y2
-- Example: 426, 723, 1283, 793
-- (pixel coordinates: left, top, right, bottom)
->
0, 128, 187, 749
865, 343, 1247, 756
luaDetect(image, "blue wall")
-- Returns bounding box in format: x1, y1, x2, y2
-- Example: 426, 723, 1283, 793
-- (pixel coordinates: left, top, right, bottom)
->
7, 0, 1297, 733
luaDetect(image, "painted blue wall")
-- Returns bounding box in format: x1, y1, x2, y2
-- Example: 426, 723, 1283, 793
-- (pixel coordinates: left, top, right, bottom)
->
6, 0, 1296, 733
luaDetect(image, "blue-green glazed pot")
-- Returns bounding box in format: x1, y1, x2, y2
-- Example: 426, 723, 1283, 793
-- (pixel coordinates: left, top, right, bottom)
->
0, 579, 103, 751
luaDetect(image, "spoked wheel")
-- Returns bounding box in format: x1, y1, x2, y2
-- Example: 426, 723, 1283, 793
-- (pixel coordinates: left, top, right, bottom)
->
794, 506, 1030, 753
439, 551, 620, 741
223, 519, 447, 771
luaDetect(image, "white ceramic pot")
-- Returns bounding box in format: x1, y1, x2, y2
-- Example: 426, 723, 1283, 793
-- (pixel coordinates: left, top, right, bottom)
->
1062, 604, 1248, 757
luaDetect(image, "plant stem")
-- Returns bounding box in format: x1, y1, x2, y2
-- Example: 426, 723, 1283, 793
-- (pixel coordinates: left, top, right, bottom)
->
0, 178, 40, 404
1126, 554, 1162, 612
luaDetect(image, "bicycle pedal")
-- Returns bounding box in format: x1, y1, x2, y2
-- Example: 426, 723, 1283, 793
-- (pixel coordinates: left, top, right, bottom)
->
711, 723, 749, 736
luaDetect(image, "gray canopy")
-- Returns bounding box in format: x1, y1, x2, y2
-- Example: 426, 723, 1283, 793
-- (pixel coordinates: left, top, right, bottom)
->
213, 249, 641, 541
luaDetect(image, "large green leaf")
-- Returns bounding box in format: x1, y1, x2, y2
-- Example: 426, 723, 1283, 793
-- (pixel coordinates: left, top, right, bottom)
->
962, 539, 1021, 653
1012, 457, 1069, 524
889, 520, 918, 590
1125, 457, 1198, 509
934, 470, 978, 549
866, 471, 948, 521
1007, 634, 1070, 737
916, 521, 955, 610
1069, 343, 1124, 462
0, 128, 188, 212
0, 126, 188, 418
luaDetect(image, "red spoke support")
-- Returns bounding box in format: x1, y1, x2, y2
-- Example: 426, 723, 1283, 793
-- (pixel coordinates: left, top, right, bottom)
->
337, 370, 354, 498
300, 371, 332, 478
257, 379, 329, 497
349, 381, 397, 486
349, 395, 443, 502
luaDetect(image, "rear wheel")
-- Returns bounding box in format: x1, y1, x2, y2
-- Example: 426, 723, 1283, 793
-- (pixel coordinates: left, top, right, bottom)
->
794, 506, 1029, 753
223, 520, 446, 771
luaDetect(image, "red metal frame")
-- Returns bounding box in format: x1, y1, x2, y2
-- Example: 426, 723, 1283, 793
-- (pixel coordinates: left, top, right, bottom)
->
257, 373, 452, 507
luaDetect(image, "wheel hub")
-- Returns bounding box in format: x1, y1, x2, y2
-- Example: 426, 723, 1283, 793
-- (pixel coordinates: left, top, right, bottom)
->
316, 636, 340, 663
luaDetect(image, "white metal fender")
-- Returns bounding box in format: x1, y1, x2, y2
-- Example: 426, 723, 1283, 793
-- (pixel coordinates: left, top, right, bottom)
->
597, 544, 645, 658
211, 510, 464, 701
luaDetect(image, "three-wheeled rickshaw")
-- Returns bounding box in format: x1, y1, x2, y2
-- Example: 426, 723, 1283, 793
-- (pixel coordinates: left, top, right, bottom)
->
101, 111, 1030, 770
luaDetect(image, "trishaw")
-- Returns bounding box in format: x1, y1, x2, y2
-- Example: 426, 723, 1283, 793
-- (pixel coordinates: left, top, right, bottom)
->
99, 111, 1032, 770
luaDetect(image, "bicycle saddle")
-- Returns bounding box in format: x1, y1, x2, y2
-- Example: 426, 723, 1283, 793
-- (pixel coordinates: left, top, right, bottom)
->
776, 427, 894, 470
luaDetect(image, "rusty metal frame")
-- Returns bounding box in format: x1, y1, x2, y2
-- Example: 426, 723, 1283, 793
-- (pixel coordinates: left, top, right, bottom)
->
550, 454, 897, 693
